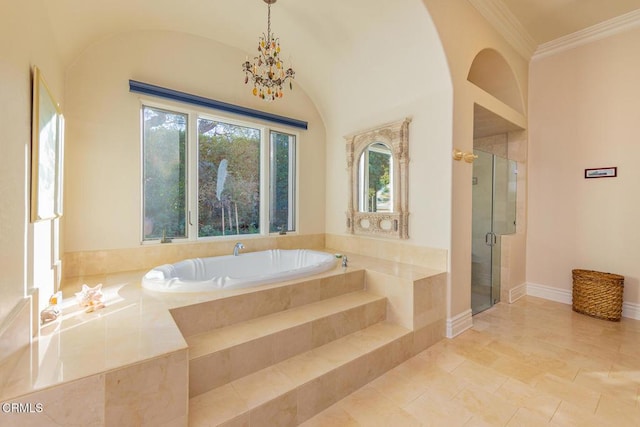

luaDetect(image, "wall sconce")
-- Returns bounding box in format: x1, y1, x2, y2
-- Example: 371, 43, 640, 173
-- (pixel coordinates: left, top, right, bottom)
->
452, 149, 478, 163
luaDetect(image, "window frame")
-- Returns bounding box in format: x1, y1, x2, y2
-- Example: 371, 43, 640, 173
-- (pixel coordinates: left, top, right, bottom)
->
269, 129, 297, 234
140, 104, 189, 243
139, 99, 299, 244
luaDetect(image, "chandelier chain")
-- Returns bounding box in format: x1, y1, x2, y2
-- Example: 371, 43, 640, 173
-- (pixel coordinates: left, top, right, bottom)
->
267, 3, 271, 43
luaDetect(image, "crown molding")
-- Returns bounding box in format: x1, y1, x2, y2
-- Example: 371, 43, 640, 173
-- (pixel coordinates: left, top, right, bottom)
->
533, 9, 640, 60
468, 0, 537, 59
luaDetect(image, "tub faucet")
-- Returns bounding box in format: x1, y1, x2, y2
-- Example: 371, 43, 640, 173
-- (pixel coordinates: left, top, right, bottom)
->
233, 242, 245, 256
342, 255, 348, 268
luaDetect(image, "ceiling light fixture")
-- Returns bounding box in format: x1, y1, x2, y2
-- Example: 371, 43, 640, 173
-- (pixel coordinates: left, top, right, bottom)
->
242, 0, 295, 101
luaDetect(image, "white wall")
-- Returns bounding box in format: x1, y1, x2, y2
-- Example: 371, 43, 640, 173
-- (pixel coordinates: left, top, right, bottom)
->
0, 1, 64, 326
424, 0, 529, 322
64, 30, 326, 253
528, 27, 640, 306
323, 0, 453, 252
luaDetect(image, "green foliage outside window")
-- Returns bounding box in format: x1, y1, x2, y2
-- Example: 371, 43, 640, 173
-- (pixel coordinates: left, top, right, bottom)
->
142, 105, 297, 241
198, 120, 261, 237
143, 107, 187, 240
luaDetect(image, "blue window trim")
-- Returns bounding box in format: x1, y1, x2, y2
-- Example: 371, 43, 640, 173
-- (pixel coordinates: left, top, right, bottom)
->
129, 80, 308, 130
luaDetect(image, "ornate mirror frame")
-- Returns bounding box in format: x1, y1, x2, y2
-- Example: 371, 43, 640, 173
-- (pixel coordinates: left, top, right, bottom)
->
345, 117, 411, 239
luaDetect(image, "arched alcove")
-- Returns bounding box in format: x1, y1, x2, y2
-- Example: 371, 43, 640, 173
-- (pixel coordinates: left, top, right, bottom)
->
468, 48, 524, 114
468, 49, 527, 316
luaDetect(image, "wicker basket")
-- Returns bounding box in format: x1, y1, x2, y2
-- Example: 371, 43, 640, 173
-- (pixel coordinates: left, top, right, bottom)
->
572, 269, 624, 321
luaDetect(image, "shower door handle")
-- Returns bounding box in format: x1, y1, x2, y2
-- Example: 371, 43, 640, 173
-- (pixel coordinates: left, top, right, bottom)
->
485, 232, 497, 246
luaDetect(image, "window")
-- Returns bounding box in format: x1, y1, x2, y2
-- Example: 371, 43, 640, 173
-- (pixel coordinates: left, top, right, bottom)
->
269, 131, 296, 233
141, 104, 297, 242
142, 106, 187, 240
198, 119, 261, 237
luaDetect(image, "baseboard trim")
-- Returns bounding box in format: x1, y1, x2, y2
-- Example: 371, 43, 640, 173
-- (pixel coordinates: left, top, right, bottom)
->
623, 301, 640, 320
446, 309, 473, 338
509, 283, 527, 303
526, 282, 640, 321
526, 282, 572, 305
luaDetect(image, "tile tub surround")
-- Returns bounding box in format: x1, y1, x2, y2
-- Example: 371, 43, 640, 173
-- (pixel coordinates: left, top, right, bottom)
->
0, 297, 33, 400
1, 250, 446, 426
326, 233, 448, 272
186, 254, 447, 425
63, 233, 326, 278
62, 233, 446, 279
1, 350, 189, 427
0, 271, 190, 427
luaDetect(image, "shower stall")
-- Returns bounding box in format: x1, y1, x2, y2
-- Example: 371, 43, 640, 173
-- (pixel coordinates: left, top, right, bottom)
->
471, 149, 517, 314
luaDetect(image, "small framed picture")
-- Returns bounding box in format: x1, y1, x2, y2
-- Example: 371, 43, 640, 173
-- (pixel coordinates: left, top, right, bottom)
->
584, 167, 617, 179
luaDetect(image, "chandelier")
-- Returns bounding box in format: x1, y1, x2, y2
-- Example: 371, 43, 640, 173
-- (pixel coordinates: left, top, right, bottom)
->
242, 0, 295, 101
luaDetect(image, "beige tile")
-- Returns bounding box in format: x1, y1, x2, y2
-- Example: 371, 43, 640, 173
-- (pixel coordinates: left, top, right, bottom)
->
595, 393, 640, 427
334, 356, 374, 398
49, 261, 640, 427
505, 407, 552, 427
276, 351, 334, 386
403, 387, 474, 426
105, 350, 188, 427
189, 383, 248, 427
414, 342, 466, 372
494, 378, 560, 421
490, 354, 546, 385
550, 401, 604, 427
369, 367, 429, 406
3, 374, 105, 427
231, 366, 294, 408
412, 322, 441, 355
218, 414, 250, 427
452, 384, 519, 426
532, 373, 601, 412
289, 279, 322, 307
249, 390, 297, 427
311, 337, 363, 366
364, 271, 414, 329
340, 386, 423, 426
443, 339, 503, 367
189, 349, 231, 397
298, 403, 359, 427
296, 372, 339, 423
574, 367, 638, 406
397, 361, 470, 400
229, 336, 275, 380
272, 322, 313, 362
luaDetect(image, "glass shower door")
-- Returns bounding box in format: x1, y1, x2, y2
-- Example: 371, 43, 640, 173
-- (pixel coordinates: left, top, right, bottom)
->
471, 150, 516, 315
471, 150, 494, 314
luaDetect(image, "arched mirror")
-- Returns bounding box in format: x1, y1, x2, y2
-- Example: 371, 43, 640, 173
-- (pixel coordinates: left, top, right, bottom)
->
358, 142, 393, 213
346, 118, 410, 239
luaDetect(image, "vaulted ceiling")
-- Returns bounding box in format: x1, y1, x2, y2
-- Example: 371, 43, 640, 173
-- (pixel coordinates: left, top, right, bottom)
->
42, 0, 640, 128
45, 0, 640, 68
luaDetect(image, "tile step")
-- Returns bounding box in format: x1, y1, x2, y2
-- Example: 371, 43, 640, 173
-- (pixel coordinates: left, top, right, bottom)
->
171, 269, 366, 338
187, 290, 387, 396
188, 321, 413, 427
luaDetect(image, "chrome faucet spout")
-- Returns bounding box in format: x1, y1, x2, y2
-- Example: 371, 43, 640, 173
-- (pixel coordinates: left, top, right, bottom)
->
233, 242, 245, 256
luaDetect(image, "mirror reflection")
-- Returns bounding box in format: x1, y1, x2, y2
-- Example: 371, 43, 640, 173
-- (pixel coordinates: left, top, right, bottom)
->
358, 143, 393, 212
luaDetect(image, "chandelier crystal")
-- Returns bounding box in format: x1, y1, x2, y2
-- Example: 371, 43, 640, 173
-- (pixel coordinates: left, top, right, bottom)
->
242, 0, 295, 101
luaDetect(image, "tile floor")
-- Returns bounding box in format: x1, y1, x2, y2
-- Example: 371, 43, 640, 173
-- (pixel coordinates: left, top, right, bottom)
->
301, 296, 640, 426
